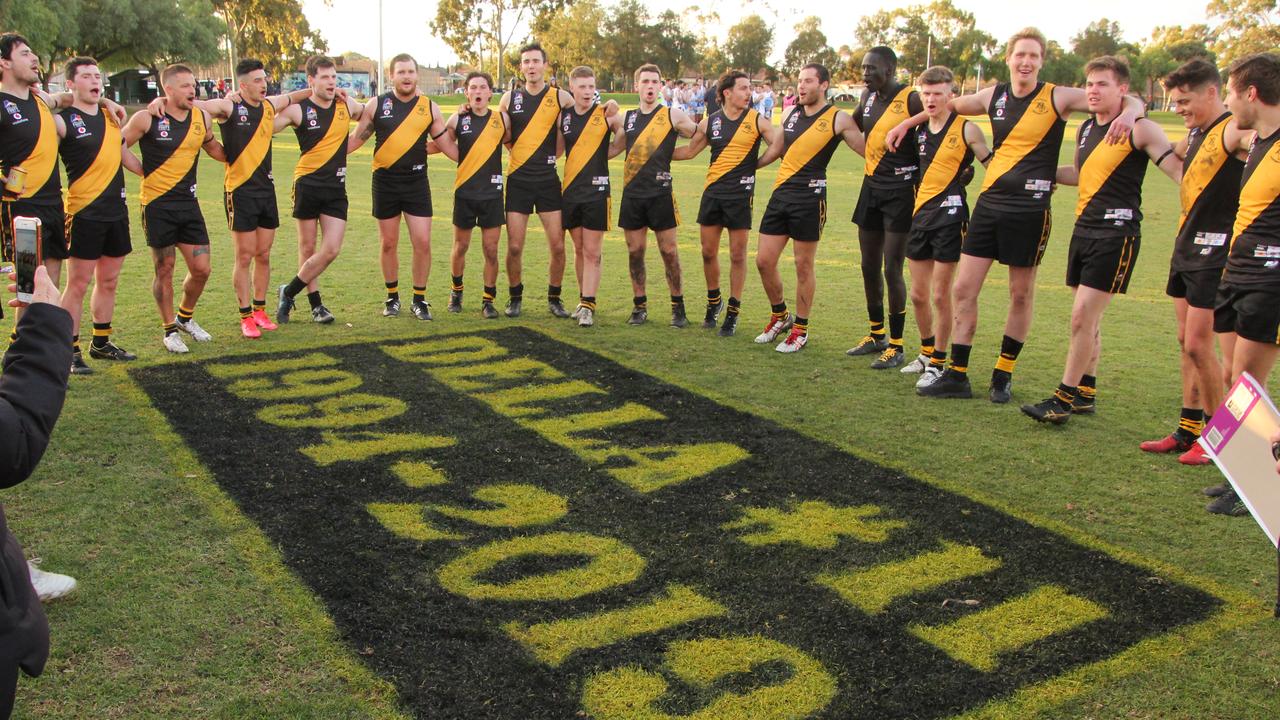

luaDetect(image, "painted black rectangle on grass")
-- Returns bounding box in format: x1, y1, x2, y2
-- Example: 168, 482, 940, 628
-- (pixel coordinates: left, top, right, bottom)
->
132, 328, 1221, 719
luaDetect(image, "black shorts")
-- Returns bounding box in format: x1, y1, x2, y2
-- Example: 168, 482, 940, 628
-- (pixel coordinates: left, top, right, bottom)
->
292, 182, 348, 221
1167, 267, 1223, 310
619, 193, 679, 232
962, 203, 1052, 267
372, 175, 432, 219
760, 195, 826, 242
505, 176, 562, 215
853, 184, 914, 233
1066, 234, 1141, 294
67, 215, 131, 259
563, 196, 611, 232
143, 203, 210, 248
697, 195, 753, 230
907, 222, 965, 263
224, 191, 280, 232
1214, 283, 1280, 344
453, 195, 505, 230
2, 200, 67, 261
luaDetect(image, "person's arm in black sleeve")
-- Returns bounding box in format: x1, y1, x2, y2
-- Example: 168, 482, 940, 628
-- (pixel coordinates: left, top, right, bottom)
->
0, 303, 72, 488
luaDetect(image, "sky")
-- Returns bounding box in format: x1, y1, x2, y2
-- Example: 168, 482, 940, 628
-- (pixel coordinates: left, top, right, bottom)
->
300, 0, 1215, 68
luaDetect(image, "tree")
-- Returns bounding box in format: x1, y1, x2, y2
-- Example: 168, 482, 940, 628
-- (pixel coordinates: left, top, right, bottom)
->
213, 0, 325, 79
1070, 18, 1127, 61
848, 1, 997, 86
1207, 0, 1280, 66
1039, 40, 1086, 85
601, 0, 650, 90
648, 10, 699, 79
782, 16, 839, 80
725, 14, 773, 76
431, 0, 568, 86
540, 0, 606, 84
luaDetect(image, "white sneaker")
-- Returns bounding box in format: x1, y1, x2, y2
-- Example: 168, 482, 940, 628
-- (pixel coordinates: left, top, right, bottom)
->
28, 561, 77, 602
775, 328, 808, 353
754, 312, 794, 344
901, 354, 929, 373
578, 307, 594, 327
570, 304, 584, 320
176, 318, 213, 342
916, 365, 943, 389
163, 332, 190, 353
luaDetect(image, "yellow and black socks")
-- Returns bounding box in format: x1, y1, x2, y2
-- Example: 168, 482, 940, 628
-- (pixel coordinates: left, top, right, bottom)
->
1174, 407, 1205, 444
1051, 383, 1077, 411
580, 296, 597, 311
385, 281, 399, 301
547, 285, 561, 303
509, 283, 524, 302
929, 347, 948, 368
707, 288, 722, 309
239, 306, 253, 320
993, 335, 1024, 383
163, 322, 179, 337
770, 301, 788, 320
482, 286, 497, 303
283, 275, 307, 299
176, 305, 195, 324
727, 297, 741, 317
634, 295, 647, 310
412, 286, 426, 304
671, 294, 684, 309
950, 343, 972, 377
252, 299, 266, 317
868, 304, 886, 341
1077, 374, 1097, 403
794, 316, 809, 337
888, 311, 906, 352
452, 276, 464, 294
71, 334, 82, 354
90, 322, 112, 349
920, 335, 936, 359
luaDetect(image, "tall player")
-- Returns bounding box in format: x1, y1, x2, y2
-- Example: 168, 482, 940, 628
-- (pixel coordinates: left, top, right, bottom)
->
754, 63, 865, 352
1020, 56, 1180, 425
123, 64, 223, 353
559, 65, 624, 327
55, 57, 143, 373
891, 28, 1146, 402
274, 55, 364, 325
1142, 59, 1251, 464
349, 53, 455, 320
1206, 52, 1280, 516
673, 70, 782, 336
849, 47, 922, 369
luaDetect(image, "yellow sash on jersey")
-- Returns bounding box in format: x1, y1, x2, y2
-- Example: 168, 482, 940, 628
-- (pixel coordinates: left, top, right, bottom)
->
17, 99, 57, 200
981, 83, 1059, 194
1075, 128, 1135, 218
623, 107, 672, 189
914, 118, 968, 214
224, 101, 275, 192
454, 110, 504, 190
865, 86, 913, 176
65, 111, 122, 215
294, 102, 350, 180
373, 96, 432, 172
705, 109, 759, 188
507, 88, 561, 176
563, 106, 608, 192
773, 106, 838, 189
1178, 119, 1230, 233
1232, 139, 1280, 243
142, 110, 205, 206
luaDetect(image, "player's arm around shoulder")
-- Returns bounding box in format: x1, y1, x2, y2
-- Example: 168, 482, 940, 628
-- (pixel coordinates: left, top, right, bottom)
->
1225, 116, 1256, 160
500, 109, 512, 144
673, 117, 709, 160
121, 110, 152, 146
268, 88, 311, 113
345, 96, 365, 122
607, 112, 628, 159
428, 101, 458, 157
120, 137, 143, 176
671, 106, 697, 138
201, 110, 227, 162
836, 108, 866, 156
497, 90, 512, 113
201, 97, 235, 121
964, 119, 992, 166
53, 111, 67, 140
347, 97, 378, 152
273, 102, 302, 133
1135, 117, 1182, 183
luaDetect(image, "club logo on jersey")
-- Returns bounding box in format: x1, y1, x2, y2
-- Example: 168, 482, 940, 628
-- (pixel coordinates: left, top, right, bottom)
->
946, 134, 960, 149
3, 100, 17, 116
1270, 143, 1280, 163
513, 95, 523, 113
71, 114, 86, 133
1079, 123, 1092, 146
382, 98, 393, 116
307, 106, 318, 127
562, 114, 571, 133
891, 101, 905, 114
816, 119, 830, 133
461, 116, 472, 133
157, 117, 170, 138
995, 93, 1007, 109
238, 105, 249, 118
1033, 99, 1050, 114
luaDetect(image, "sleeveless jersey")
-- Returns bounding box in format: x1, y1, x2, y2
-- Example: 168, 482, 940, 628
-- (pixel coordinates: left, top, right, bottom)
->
0, 91, 61, 205
912, 114, 973, 228
58, 107, 125, 221
372, 93, 433, 180
560, 104, 611, 203
856, 83, 921, 189
293, 98, 349, 188
506, 84, 561, 181
140, 109, 205, 207
220, 99, 275, 196
1173, 112, 1244, 271
704, 108, 762, 198
1073, 117, 1148, 238
1224, 128, 1280, 288
453, 108, 505, 199
979, 82, 1066, 212
772, 104, 840, 200
622, 106, 676, 197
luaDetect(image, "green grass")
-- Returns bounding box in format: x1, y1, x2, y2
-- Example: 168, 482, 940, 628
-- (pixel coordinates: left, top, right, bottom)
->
7, 106, 1280, 718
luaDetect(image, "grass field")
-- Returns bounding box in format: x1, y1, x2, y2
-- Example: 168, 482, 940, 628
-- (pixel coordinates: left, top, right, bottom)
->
7, 106, 1280, 719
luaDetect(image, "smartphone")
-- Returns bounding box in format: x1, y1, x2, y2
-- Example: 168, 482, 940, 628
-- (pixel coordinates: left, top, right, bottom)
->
12, 215, 41, 305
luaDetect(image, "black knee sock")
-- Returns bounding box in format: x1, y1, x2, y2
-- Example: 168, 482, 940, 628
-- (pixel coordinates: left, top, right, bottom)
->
888, 311, 906, 350
307, 291, 323, 309
868, 304, 885, 339
994, 335, 1024, 381
284, 275, 307, 298
412, 286, 426, 304
950, 344, 972, 376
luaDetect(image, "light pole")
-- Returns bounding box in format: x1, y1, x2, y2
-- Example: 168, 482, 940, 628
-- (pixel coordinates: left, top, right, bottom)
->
378, 0, 384, 99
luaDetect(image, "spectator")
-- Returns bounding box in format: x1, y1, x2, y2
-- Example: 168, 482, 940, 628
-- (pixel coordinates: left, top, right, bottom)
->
0, 266, 73, 720
783, 86, 797, 109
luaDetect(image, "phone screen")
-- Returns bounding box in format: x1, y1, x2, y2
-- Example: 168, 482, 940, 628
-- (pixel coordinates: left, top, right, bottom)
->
14, 221, 39, 299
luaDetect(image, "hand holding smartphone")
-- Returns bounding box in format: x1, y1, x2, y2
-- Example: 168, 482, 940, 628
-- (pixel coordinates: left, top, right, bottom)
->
11, 216, 41, 306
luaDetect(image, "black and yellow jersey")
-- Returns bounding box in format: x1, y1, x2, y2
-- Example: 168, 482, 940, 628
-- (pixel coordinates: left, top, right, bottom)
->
140, 109, 205, 207
453, 108, 505, 200
293, 98, 349, 188
372, 93, 433, 180
0, 91, 61, 205
623, 106, 676, 197
912, 114, 973, 229
58, 107, 125, 221
220, 99, 275, 196
1224, 128, 1280, 288
704, 108, 762, 198
1173, 112, 1244, 271
979, 82, 1066, 212
507, 84, 561, 181
1073, 117, 1148, 237
856, 83, 921, 189
560, 103, 611, 203
771, 104, 840, 201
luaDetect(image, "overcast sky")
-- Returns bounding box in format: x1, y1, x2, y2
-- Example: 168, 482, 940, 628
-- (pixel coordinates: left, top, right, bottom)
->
301, 0, 1215, 68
